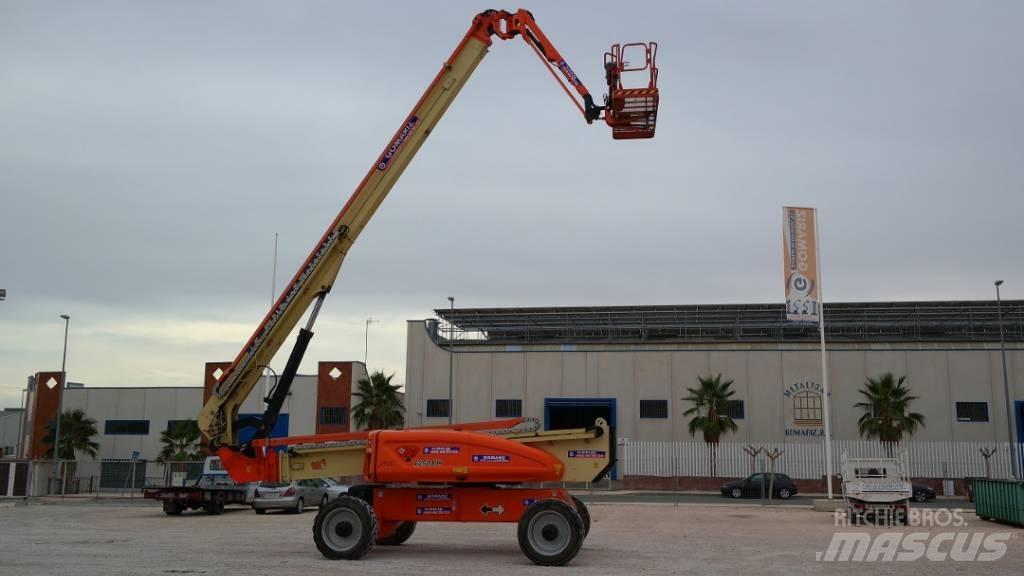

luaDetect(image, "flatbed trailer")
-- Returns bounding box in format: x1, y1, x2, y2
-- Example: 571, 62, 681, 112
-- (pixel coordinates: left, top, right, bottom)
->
144, 484, 250, 515
144, 456, 255, 515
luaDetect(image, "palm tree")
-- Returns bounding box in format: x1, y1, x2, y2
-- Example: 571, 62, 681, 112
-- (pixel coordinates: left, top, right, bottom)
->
352, 371, 405, 430
42, 409, 100, 483
854, 373, 925, 451
157, 421, 204, 463
683, 374, 739, 477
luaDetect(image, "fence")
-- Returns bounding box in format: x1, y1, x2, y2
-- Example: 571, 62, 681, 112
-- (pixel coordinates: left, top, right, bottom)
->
35, 459, 205, 496
621, 440, 1024, 480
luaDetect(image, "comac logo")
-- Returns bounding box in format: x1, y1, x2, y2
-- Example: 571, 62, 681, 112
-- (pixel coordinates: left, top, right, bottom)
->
377, 116, 419, 171
558, 60, 581, 87
472, 454, 510, 463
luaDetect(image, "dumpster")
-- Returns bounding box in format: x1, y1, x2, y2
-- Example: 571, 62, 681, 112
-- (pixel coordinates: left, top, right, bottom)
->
972, 478, 1024, 527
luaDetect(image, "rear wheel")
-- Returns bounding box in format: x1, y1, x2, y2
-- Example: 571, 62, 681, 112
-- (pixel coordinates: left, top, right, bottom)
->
777, 487, 792, 500
293, 498, 305, 514
254, 508, 266, 514
162, 501, 183, 516
571, 496, 591, 538
313, 495, 378, 560
730, 487, 743, 499
517, 499, 584, 566
321, 495, 329, 508
913, 491, 928, 503
376, 521, 417, 545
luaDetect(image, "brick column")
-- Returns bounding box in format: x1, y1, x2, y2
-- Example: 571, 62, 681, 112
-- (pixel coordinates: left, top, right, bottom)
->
317, 362, 353, 434
27, 372, 64, 460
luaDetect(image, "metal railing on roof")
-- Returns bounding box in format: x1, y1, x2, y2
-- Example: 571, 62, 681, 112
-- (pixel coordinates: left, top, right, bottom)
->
429, 301, 1024, 346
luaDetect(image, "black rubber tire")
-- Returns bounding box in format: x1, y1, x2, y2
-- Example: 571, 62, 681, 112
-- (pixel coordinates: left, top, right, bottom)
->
163, 501, 183, 516
254, 508, 266, 514
730, 487, 743, 499
376, 521, 417, 545
517, 499, 584, 566
313, 495, 378, 560
913, 491, 927, 503
571, 496, 591, 538
293, 497, 305, 514
204, 495, 225, 515
321, 495, 329, 508
777, 488, 792, 500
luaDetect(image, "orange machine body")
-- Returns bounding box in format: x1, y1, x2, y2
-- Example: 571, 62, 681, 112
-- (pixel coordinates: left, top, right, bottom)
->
367, 429, 564, 484
372, 486, 574, 539
214, 417, 572, 487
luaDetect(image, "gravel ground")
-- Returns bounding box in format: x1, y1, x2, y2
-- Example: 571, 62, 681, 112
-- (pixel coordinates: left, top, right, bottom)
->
1, 500, 1021, 575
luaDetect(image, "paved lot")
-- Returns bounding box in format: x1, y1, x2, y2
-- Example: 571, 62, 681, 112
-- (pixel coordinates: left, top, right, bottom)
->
577, 491, 961, 508
1, 500, 1021, 575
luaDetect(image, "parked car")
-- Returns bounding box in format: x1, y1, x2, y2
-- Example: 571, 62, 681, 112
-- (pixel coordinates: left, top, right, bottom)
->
912, 483, 936, 503
252, 478, 348, 514
720, 473, 798, 500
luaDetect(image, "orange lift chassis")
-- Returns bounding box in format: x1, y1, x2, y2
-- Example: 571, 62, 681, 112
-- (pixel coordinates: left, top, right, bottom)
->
197, 9, 658, 566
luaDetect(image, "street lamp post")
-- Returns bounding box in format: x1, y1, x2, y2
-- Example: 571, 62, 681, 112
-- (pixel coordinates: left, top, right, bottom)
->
364, 317, 378, 365
51, 314, 70, 494
447, 296, 455, 425
995, 280, 1019, 479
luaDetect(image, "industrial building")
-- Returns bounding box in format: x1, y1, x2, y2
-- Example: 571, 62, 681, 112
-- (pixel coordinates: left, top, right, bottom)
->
405, 300, 1024, 448
11, 360, 367, 462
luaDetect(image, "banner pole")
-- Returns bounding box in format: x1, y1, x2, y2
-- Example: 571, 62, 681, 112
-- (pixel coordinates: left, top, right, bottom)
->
815, 209, 834, 500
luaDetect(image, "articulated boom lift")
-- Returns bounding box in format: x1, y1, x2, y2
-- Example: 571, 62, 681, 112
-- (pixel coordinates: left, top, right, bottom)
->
197, 9, 658, 566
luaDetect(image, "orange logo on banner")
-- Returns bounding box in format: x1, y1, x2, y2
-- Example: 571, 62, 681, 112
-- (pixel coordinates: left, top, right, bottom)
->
782, 206, 819, 322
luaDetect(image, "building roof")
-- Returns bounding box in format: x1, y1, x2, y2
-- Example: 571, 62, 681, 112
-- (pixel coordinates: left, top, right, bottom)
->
433, 300, 1024, 345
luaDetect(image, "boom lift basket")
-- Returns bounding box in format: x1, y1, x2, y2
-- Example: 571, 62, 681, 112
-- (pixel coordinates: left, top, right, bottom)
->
604, 42, 659, 139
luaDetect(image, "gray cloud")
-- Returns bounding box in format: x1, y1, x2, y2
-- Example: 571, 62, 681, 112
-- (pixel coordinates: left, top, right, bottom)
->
2, 1, 1022, 407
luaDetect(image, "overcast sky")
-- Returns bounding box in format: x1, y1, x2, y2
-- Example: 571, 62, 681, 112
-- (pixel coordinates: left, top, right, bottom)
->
2, 1, 1022, 409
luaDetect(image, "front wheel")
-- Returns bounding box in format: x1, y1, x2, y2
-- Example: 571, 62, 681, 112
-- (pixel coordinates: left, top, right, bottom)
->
517, 499, 584, 566
313, 495, 379, 560
321, 495, 329, 508
204, 495, 225, 515
913, 491, 928, 503
162, 501, 182, 516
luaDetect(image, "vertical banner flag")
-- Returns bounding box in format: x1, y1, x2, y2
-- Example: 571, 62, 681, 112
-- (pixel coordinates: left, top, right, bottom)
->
782, 206, 820, 322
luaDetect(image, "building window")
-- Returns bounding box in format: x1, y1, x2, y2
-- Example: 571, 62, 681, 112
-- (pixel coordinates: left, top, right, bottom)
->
639, 400, 669, 419
320, 406, 347, 426
426, 399, 450, 418
722, 399, 745, 420
495, 399, 522, 418
3, 446, 13, 457
104, 420, 150, 435
166, 419, 198, 433
956, 402, 989, 422
793, 392, 822, 427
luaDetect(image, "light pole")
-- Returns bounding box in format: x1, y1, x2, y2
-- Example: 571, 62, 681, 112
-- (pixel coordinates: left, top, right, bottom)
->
364, 317, 378, 365
995, 280, 1019, 479
51, 314, 70, 494
447, 296, 455, 425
